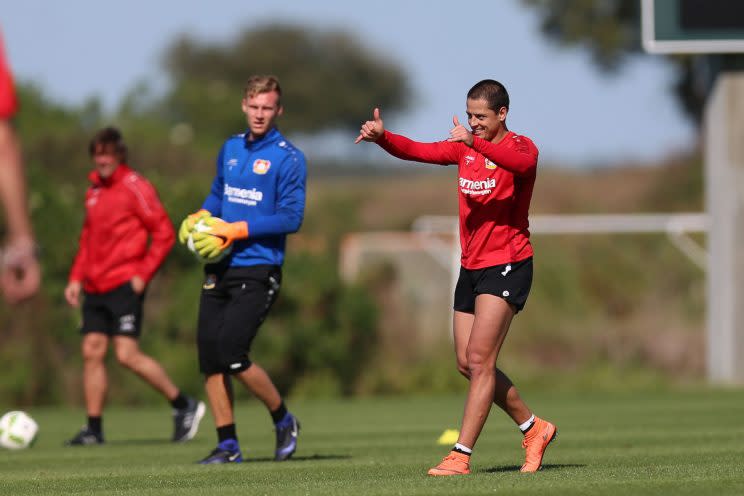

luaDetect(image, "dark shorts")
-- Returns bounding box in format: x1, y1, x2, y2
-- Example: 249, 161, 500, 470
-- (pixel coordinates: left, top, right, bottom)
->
81, 282, 144, 337
197, 264, 281, 375
453, 257, 533, 314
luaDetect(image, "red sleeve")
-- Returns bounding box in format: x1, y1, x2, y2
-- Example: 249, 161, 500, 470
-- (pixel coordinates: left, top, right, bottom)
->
69, 214, 90, 283
0, 37, 18, 119
470, 134, 538, 176
376, 130, 462, 165
125, 176, 175, 283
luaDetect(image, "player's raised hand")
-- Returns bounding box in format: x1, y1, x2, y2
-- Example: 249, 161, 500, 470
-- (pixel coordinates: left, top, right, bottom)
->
354, 108, 385, 144
448, 115, 473, 146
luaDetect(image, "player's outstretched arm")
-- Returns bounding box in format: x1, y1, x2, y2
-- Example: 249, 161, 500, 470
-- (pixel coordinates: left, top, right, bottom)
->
0, 121, 40, 303
354, 108, 385, 144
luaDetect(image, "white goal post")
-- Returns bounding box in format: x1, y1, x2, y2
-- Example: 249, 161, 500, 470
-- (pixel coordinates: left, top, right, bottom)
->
412, 212, 724, 378
413, 212, 708, 270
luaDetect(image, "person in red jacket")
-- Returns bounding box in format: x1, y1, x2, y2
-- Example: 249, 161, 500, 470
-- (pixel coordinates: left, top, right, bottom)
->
355, 80, 557, 476
63, 127, 204, 446
0, 31, 40, 303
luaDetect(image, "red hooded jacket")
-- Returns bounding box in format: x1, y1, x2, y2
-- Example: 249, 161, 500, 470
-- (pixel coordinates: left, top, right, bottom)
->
69, 165, 175, 293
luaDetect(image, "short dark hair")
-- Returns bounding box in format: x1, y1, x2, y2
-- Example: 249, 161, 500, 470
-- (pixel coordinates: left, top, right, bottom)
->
88, 126, 127, 163
467, 80, 509, 113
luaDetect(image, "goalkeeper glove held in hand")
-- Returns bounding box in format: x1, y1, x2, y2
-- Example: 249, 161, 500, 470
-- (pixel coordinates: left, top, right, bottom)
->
178, 209, 212, 245
191, 218, 249, 259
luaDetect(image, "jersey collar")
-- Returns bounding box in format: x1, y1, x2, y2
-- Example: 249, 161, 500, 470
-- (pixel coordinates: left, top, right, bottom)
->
244, 127, 281, 150
88, 164, 131, 187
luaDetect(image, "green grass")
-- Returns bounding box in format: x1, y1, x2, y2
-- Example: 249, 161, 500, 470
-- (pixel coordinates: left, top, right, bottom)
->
1, 390, 743, 495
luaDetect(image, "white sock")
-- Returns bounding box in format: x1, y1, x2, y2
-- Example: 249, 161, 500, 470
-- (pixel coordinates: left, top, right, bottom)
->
518, 414, 536, 433
453, 443, 472, 454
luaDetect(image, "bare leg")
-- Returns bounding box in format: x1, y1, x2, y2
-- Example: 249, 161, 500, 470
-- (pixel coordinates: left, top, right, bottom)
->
112, 336, 179, 400
493, 368, 532, 424
453, 310, 475, 379
205, 373, 234, 427
81, 333, 109, 416
453, 310, 532, 427
235, 363, 282, 411
456, 295, 513, 448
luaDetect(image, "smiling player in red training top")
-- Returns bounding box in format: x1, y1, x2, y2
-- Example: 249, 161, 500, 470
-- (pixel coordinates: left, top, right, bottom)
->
355, 79, 557, 475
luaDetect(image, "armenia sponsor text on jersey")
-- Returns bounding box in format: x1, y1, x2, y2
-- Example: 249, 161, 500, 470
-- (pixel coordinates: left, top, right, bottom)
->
201, 128, 307, 267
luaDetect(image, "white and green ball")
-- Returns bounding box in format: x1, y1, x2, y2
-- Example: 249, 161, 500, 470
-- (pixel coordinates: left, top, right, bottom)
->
0, 411, 38, 449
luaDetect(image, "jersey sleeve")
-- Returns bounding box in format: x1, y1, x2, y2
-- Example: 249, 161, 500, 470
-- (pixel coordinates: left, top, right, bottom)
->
470, 134, 538, 176
126, 176, 175, 283
247, 151, 307, 238
68, 212, 90, 283
376, 130, 461, 165
0, 36, 18, 119
201, 144, 226, 216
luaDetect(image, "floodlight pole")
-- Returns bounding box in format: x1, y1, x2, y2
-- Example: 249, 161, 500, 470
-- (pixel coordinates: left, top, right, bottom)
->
704, 72, 744, 383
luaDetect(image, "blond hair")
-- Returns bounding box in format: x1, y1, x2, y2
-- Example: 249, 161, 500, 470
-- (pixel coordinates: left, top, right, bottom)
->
244, 75, 282, 102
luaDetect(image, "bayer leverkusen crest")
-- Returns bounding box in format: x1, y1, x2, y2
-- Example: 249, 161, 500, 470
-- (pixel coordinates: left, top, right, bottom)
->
253, 159, 271, 175
485, 159, 498, 170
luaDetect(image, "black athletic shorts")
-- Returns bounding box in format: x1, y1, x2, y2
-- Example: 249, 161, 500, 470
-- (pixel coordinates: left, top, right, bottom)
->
197, 264, 281, 375
81, 282, 145, 337
453, 257, 533, 314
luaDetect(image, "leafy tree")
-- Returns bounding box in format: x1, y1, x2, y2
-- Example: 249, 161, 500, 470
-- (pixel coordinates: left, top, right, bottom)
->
153, 23, 409, 144
521, 0, 744, 124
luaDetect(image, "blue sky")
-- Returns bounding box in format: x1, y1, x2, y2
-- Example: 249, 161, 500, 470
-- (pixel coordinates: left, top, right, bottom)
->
2, 0, 694, 166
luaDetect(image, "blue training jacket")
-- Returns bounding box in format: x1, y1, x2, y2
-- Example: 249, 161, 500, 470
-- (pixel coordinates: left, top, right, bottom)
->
201, 127, 307, 267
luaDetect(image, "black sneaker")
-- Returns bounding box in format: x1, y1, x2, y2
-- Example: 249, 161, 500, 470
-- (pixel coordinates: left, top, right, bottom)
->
65, 426, 104, 446
172, 398, 206, 442
198, 440, 243, 464
274, 413, 300, 461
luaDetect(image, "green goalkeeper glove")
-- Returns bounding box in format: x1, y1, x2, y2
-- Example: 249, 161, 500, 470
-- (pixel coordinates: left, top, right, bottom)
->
178, 209, 212, 245
191, 217, 249, 260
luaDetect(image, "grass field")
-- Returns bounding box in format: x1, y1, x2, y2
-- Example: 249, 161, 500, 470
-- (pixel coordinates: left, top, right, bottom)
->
1, 390, 743, 495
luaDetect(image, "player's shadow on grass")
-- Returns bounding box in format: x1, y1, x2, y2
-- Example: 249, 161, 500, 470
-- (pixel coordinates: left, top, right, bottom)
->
107, 439, 178, 446
104, 440, 351, 463
484, 463, 585, 473
245, 454, 350, 463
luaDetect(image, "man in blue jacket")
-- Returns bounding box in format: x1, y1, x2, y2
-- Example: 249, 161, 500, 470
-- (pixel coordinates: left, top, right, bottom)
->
178, 75, 306, 464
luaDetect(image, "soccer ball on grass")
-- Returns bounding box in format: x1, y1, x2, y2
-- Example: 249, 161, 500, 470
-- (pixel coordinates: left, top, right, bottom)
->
0, 411, 39, 449
187, 218, 232, 264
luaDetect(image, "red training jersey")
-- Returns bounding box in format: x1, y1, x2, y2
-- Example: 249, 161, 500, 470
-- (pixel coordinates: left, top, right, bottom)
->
0, 33, 18, 119
377, 130, 538, 269
69, 165, 175, 293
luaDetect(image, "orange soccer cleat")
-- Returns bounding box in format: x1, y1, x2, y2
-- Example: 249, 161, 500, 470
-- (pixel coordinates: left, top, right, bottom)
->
520, 417, 557, 472
427, 450, 471, 476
